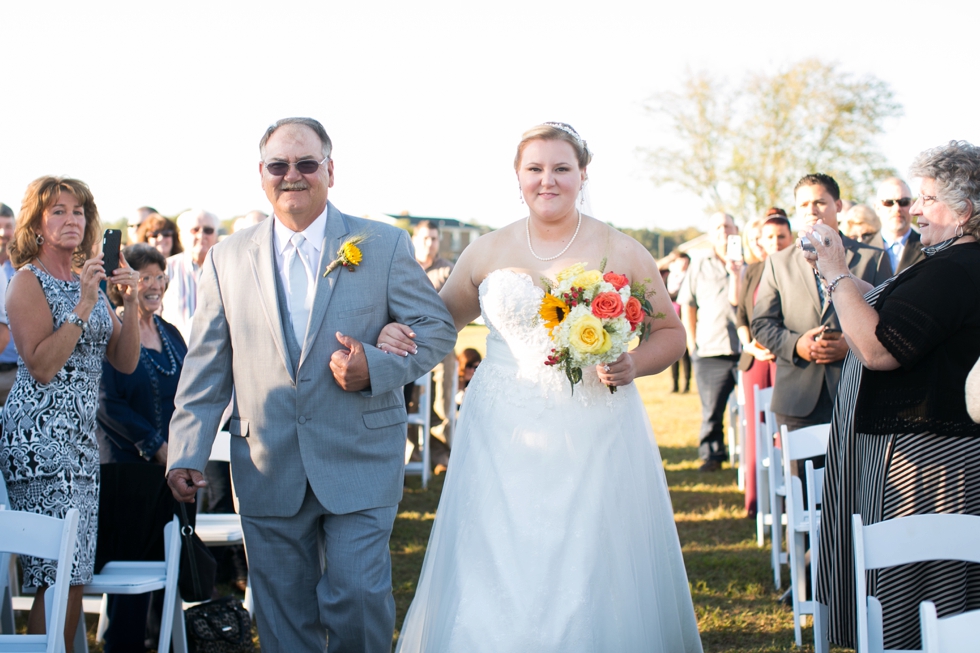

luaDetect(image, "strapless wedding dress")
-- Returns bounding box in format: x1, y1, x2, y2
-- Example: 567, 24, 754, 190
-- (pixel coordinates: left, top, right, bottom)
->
395, 269, 703, 653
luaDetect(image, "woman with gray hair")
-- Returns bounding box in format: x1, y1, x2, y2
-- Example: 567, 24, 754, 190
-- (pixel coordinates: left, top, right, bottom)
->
799, 141, 980, 650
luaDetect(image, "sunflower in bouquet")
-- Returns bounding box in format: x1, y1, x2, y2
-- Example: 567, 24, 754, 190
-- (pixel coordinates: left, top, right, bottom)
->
540, 261, 662, 393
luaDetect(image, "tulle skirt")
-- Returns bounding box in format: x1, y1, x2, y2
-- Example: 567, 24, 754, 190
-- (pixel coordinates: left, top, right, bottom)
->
395, 338, 703, 653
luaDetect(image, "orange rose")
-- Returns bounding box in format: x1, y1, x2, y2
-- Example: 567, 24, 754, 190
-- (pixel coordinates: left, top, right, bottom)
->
603, 271, 629, 290
624, 296, 644, 328
591, 292, 624, 319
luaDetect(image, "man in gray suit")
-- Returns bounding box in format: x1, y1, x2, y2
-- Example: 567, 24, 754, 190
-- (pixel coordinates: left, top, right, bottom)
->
870, 177, 925, 274
752, 173, 893, 431
166, 117, 457, 653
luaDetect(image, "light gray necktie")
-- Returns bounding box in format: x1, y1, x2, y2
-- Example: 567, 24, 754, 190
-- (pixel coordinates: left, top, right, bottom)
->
286, 232, 311, 346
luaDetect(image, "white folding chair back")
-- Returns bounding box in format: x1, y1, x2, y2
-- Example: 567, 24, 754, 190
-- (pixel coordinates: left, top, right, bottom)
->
766, 403, 787, 588
780, 423, 830, 648
404, 371, 432, 489
0, 508, 80, 653
920, 600, 980, 653
0, 475, 15, 636
754, 385, 774, 547
85, 515, 187, 653
731, 371, 746, 489
806, 461, 828, 653
853, 513, 980, 653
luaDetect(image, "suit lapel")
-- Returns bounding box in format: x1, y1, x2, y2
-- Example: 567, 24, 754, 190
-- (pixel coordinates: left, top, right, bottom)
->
792, 249, 822, 317
298, 203, 350, 370
247, 220, 294, 382
899, 230, 923, 270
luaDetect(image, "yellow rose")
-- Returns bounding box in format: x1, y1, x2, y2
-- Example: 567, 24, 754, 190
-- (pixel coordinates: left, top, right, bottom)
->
571, 269, 602, 289
568, 314, 612, 355
556, 263, 586, 283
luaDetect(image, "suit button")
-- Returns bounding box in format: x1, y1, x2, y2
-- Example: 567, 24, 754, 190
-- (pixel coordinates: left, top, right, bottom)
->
298, 416, 307, 424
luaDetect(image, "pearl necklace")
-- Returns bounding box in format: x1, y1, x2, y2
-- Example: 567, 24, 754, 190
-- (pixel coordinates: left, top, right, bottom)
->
526, 211, 582, 262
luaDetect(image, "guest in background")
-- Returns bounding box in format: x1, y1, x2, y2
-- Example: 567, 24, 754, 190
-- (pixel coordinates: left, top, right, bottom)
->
161, 207, 218, 342
0, 176, 139, 652
814, 141, 980, 650
96, 243, 188, 652
678, 212, 741, 471
233, 209, 268, 233
128, 206, 158, 245
410, 220, 456, 475
741, 216, 768, 265
0, 203, 17, 404
840, 204, 881, 244
665, 250, 692, 393
136, 213, 183, 259
735, 210, 792, 517
870, 177, 925, 273
455, 348, 481, 411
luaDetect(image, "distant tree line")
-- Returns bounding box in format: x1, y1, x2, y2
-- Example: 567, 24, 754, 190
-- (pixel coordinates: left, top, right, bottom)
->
615, 225, 703, 260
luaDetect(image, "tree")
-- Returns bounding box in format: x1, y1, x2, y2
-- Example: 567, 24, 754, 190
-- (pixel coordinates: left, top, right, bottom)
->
643, 59, 902, 221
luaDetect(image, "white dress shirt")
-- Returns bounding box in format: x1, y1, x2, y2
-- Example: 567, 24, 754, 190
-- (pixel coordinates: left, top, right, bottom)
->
273, 208, 327, 329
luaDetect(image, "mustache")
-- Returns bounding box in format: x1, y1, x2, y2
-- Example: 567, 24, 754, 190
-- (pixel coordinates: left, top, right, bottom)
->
280, 181, 310, 191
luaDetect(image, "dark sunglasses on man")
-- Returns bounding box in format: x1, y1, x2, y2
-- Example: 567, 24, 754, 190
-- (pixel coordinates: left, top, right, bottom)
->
264, 157, 329, 177
189, 226, 215, 235
880, 198, 912, 208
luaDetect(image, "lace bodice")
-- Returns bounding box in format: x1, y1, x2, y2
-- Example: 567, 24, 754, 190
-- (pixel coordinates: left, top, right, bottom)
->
472, 269, 625, 408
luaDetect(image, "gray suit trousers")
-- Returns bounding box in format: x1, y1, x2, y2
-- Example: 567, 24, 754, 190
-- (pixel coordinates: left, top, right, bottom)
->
240, 485, 398, 653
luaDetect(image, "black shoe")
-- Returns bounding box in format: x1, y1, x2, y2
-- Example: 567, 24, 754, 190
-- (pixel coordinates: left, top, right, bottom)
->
699, 460, 722, 472
671, 386, 679, 393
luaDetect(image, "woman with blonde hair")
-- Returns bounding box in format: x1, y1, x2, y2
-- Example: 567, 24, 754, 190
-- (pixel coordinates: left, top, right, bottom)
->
382, 122, 702, 652
0, 176, 140, 652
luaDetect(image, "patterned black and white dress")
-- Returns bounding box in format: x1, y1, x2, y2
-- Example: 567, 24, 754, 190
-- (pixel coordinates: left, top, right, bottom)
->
815, 238, 980, 650
0, 264, 114, 586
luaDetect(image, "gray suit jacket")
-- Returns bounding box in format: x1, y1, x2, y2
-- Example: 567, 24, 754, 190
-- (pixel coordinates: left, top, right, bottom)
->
750, 235, 892, 417
869, 229, 925, 274
167, 203, 457, 517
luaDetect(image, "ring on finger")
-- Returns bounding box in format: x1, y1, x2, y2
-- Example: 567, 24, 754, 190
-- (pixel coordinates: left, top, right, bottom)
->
822, 236, 831, 246
604, 365, 610, 372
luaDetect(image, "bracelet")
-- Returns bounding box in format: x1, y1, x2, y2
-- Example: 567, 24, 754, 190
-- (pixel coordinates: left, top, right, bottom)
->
825, 273, 853, 296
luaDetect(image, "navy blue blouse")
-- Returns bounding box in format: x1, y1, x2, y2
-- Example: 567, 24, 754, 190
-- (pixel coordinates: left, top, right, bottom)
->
96, 316, 188, 463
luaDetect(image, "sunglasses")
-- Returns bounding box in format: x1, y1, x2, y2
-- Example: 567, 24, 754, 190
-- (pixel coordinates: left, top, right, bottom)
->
881, 198, 912, 208
189, 226, 216, 235
148, 230, 174, 239
264, 157, 329, 177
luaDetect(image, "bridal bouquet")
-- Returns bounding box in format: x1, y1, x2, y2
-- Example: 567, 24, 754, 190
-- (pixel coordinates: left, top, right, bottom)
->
540, 261, 660, 394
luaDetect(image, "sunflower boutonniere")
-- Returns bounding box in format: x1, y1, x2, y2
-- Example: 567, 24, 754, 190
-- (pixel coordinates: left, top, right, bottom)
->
323, 235, 367, 277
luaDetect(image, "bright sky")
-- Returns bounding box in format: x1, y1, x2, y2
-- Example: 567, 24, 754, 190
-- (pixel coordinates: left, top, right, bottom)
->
2, 0, 977, 233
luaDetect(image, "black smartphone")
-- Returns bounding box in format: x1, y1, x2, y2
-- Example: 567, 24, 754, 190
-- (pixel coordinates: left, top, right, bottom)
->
816, 327, 842, 341
102, 229, 122, 276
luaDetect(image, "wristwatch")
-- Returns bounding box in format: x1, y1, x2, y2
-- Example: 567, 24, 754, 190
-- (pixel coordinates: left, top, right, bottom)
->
66, 312, 88, 333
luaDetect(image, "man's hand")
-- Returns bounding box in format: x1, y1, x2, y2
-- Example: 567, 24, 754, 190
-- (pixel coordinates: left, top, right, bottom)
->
811, 330, 849, 364
796, 326, 849, 364
167, 468, 207, 503
795, 326, 826, 362
330, 332, 371, 391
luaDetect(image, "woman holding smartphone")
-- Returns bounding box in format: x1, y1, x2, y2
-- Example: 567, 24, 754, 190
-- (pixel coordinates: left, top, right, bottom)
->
0, 176, 139, 652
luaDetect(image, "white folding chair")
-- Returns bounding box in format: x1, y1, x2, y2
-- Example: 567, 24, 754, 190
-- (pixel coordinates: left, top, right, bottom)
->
194, 430, 253, 615
779, 422, 830, 649
766, 402, 787, 588
754, 385, 774, 547
920, 600, 980, 653
0, 476, 15, 636
731, 371, 746, 490
806, 460, 828, 653
404, 371, 432, 489
853, 513, 980, 653
85, 515, 187, 653
0, 508, 80, 653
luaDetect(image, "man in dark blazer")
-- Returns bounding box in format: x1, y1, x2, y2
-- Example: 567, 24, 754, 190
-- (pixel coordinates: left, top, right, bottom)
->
752, 174, 893, 431
869, 177, 925, 274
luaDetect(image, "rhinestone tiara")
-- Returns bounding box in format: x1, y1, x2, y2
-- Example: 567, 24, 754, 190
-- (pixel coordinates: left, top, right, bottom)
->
543, 121, 583, 142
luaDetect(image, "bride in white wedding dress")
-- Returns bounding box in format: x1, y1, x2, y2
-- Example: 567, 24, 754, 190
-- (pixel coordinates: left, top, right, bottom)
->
381, 123, 703, 653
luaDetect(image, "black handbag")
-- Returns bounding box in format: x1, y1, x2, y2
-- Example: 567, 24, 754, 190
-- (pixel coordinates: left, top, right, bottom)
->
177, 502, 217, 602
185, 596, 256, 653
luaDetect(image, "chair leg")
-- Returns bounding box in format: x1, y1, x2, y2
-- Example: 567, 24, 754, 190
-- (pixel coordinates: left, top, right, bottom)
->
95, 593, 108, 643
73, 611, 90, 653
813, 601, 829, 653
171, 590, 188, 653
789, 531, 805, 647
772, 498, 784, 589
157, 586, 176, 653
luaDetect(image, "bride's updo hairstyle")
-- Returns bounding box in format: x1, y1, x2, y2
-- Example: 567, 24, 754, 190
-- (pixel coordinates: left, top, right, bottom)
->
514, 122, 593, 171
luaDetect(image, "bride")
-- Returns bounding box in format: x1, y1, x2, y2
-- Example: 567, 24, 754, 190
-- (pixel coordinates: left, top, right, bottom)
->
382, 122, 703, 652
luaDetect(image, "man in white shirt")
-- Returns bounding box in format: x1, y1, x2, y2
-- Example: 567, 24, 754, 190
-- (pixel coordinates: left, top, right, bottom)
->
872, 177, 924, 274
161, 208, 219, 341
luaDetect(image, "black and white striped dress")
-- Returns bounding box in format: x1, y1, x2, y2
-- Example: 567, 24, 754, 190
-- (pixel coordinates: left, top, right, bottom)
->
815, 237, 980, 650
